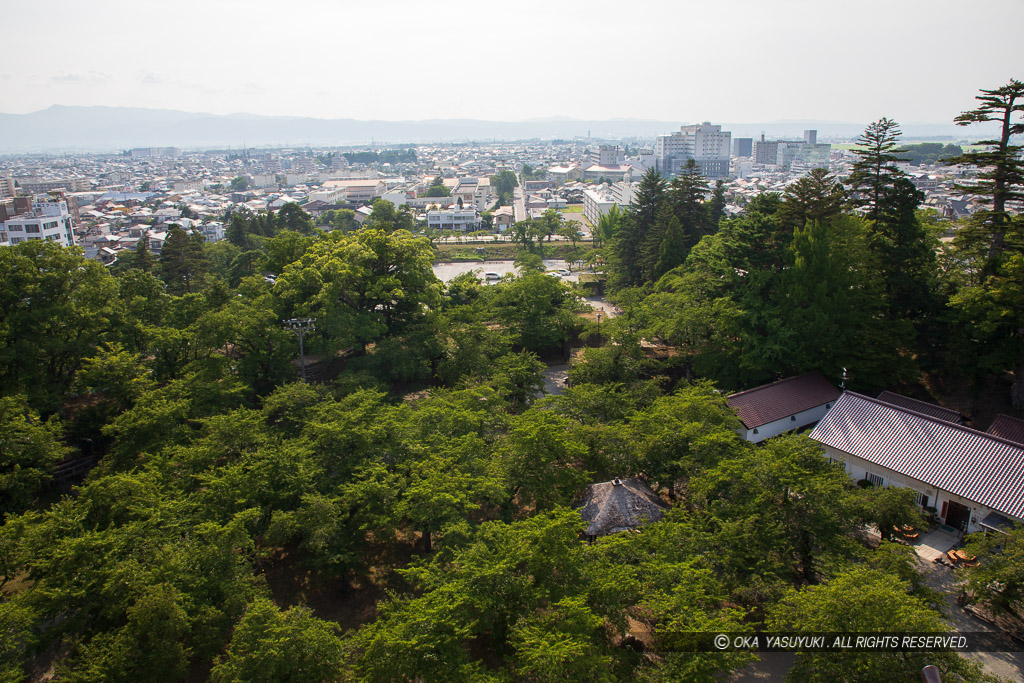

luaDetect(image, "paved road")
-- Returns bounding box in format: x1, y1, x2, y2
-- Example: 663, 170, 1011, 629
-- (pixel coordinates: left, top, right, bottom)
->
541, 363, 568, 397
919, 557, 1024, 681
432, 259, 578, 283
513, 186, 526, 223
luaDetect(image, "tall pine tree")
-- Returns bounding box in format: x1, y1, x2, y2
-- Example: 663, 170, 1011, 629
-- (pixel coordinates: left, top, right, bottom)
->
159, 226, 208, 294
945, 79, 1024, 277
779, 168, 846, 231
666, 159, 711, 253
611, 167, 665, 289
848, 118, 936, 321
847, 117, 906, 221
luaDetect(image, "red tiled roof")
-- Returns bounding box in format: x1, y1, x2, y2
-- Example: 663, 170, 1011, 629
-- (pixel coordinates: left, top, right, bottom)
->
810, 392, 1024, 520
877, 391, 964, 424
988, 414, 1024, 447
727, 371, 841, 429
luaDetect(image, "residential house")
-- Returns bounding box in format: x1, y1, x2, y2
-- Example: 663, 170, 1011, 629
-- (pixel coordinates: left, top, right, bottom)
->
491, 205, 514, 232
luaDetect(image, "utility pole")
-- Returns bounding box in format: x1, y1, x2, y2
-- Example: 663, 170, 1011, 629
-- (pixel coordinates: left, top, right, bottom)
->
283, 317, 316, 382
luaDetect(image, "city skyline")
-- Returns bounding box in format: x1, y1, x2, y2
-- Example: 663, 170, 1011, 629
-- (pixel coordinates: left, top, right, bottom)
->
2, 0, 1021, 125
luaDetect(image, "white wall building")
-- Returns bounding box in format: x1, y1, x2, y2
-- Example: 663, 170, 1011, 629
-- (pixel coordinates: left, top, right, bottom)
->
811, 391, 1024, 534
426, 206, 481, 232
252, 174, 278, 189
0, 197, 76, 247
727, 372, 842, 443
590, 145, 625, 166
381, 189, 409, 207
172, 179, 203, 193
199, 222, 225, 242
609, 181, 637, 207
308, 188, 347, 204
582, 182, 637, 226
323, 179, 386, 204
655, 122, 732, 178
582, 188, 618, 227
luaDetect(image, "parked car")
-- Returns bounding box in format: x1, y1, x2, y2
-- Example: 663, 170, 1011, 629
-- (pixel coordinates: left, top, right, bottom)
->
484, 272, 501, 280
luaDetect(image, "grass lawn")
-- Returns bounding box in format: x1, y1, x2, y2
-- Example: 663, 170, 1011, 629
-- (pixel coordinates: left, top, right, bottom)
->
561, 205, 584, 214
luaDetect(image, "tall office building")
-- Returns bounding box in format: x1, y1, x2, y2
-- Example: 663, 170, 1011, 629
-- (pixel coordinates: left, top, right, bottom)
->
654, 122, 732, 178
753, 138, 779, 165
732, 138, 753, 157
589, 145, 625, 166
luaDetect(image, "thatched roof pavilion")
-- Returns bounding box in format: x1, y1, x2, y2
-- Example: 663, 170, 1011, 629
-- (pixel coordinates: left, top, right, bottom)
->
577, 477, 668, 537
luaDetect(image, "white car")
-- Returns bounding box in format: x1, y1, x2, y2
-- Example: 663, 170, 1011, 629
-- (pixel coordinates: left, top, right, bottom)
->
557, 269, 571, 276
484, 272, 501, 280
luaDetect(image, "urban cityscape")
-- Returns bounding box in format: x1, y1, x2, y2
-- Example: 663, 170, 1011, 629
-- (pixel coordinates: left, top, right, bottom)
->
0, 122, 982, 262
2, 1, 1023, 681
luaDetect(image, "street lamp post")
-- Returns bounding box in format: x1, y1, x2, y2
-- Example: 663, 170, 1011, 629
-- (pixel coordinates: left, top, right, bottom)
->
596, 310, 602, 343
283, 317, 316, 382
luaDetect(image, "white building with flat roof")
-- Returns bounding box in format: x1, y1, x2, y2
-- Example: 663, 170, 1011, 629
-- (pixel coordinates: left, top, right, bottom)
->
323, 179, 386, 204
582, 188, 618, 227
0, 197, 75, 247
582, 182, 637, 227
655, 122, 732, 178
427, 206, 481, 232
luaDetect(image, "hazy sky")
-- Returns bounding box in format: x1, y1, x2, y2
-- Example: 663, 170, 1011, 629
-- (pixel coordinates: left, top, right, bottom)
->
2, 0, 1021, 123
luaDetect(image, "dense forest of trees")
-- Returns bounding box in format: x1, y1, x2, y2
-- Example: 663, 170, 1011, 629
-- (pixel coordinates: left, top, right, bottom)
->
341, 149, 418, 166
1, 81, 1022, 681
896, 142, 964, 166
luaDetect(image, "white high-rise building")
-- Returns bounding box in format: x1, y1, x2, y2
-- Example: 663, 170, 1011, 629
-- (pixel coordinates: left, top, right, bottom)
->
654, 122, 732, 178
589, 145, 625, 166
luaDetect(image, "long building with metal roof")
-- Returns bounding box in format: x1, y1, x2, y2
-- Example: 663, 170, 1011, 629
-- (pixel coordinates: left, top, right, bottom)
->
727, 371, 841, 443
809, 391, 1024, 535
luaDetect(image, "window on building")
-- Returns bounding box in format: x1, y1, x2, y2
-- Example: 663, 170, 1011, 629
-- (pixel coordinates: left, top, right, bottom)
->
25, 225, 40, 233
867, 472, 884, 488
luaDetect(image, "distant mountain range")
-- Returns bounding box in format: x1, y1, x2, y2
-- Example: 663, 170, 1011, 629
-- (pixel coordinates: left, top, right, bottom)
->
0, 105, 1000, 153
